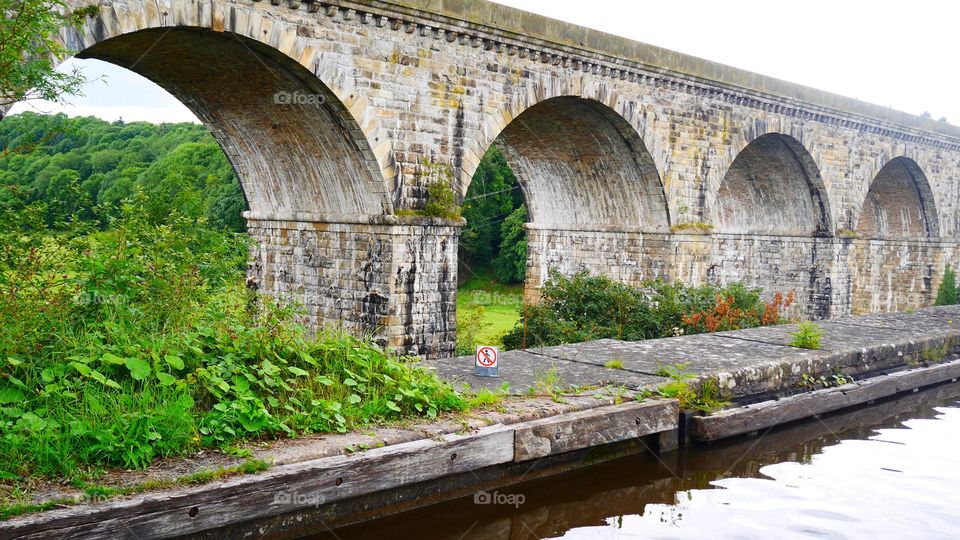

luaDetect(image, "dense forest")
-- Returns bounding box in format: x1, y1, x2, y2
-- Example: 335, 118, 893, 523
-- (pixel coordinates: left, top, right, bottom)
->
0, 112, 246, 231
459, 147, 527, 284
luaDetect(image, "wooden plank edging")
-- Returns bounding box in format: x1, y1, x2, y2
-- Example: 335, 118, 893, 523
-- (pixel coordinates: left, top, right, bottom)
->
690, 359, 960, 442
514, 400, 680, 461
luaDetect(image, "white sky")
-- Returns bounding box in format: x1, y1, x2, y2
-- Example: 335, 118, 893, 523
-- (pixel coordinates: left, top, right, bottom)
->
8, 0, 959, 124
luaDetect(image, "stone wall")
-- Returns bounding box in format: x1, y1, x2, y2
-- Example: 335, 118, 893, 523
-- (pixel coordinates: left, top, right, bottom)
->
247, 217, 461, 357
846, 239, 960, 315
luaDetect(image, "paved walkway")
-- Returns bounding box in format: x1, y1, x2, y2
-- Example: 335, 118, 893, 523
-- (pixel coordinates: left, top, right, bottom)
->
425, 305, 960, 399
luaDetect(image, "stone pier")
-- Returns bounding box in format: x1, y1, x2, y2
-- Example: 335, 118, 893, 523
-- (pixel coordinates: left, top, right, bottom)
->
246, 215, 462, 357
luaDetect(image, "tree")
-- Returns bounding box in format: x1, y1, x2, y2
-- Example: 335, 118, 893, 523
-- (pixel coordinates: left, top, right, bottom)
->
935, 264, 958, 306
0, 113, 247, 231
0, 0, 96, 118
493, 204, 527, 283
460, 147, 523, 266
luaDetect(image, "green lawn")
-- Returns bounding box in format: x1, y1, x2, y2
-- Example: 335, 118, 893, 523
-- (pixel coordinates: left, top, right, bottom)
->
457, 269, 523, 345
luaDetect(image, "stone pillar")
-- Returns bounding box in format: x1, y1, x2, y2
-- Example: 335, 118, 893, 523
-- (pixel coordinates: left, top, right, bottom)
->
245, 214, 462, 358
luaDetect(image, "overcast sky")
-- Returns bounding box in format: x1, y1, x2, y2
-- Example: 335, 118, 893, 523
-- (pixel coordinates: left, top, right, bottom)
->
8, 0, 959, 124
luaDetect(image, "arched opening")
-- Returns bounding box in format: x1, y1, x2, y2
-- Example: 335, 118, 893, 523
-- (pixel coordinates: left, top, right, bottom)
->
712, 133, 833, 319
856, 157, 938, 239
7, 22, 402, 346
715, 133, 831, 236
75, 27, 389, 218
850, 157, 940, 315
491, 96, 669, 229
455, 96, 668, 353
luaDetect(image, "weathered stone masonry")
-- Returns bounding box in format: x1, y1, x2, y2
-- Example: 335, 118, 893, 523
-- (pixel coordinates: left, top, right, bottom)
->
247, 217, 462, 356
58, 0, 960, 356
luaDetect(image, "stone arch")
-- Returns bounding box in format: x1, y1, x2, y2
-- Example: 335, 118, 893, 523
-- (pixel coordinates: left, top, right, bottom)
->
60, 1, 393, 219
466, 95, 669, 230
714, 133, 832, 236
855, 157, 939, 239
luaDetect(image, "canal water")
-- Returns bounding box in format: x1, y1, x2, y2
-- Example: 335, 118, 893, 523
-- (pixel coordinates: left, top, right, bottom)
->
311, 384, 960, 540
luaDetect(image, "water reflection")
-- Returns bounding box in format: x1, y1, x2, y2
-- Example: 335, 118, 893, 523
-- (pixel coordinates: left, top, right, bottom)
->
312, 383, 960, 540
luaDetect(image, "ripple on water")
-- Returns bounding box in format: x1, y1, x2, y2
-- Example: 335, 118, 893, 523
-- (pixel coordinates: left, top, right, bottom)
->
551, 406, 960, 540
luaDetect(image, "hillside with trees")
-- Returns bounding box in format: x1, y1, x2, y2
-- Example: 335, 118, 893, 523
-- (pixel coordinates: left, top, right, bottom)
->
0, 112, 246, 231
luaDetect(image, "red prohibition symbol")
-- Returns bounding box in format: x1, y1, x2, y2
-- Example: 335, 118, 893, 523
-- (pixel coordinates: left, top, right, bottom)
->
476, 346, 497, 367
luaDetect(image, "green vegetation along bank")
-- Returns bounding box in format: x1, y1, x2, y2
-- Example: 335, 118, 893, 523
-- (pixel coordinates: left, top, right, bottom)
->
0, 194, 465, 483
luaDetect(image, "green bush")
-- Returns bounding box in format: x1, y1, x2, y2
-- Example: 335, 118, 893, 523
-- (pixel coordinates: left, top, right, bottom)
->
420, 162, 461, 220
423, 178, 460, 219
0, 192, 465, 479
936, 264, 958, 306
501, 270, 785, 350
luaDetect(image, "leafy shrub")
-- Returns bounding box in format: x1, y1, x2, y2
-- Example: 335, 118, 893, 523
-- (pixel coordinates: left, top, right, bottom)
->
423, 178, 461, 219
790, 321, 823, 350
501, 270, 788, 350
936, 264, 958, 306
0, 192, 464, 479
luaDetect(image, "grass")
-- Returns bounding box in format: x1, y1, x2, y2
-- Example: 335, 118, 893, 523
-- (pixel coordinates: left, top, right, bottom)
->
654, 363, 730, 413
604, 359, 624, 370
463, 382, 511, 410
457, 268, 523, 345
527, 365, 564, 401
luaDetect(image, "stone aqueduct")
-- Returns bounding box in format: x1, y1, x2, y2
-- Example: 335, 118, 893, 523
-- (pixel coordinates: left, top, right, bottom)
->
58, 0, 960, 357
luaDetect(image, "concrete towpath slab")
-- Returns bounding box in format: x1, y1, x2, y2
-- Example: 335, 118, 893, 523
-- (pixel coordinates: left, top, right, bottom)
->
426, 305, 960, 399
421, 349, 666, 394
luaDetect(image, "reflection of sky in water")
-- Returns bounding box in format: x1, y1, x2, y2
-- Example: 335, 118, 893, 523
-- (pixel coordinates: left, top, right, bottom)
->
554, 407, 960, 539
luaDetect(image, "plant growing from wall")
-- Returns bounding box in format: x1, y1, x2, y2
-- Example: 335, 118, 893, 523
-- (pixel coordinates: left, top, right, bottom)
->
420, 161, 461, 219
935, 264, 958, 306
790, 321, 823, 350
654, 363, 729, 413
